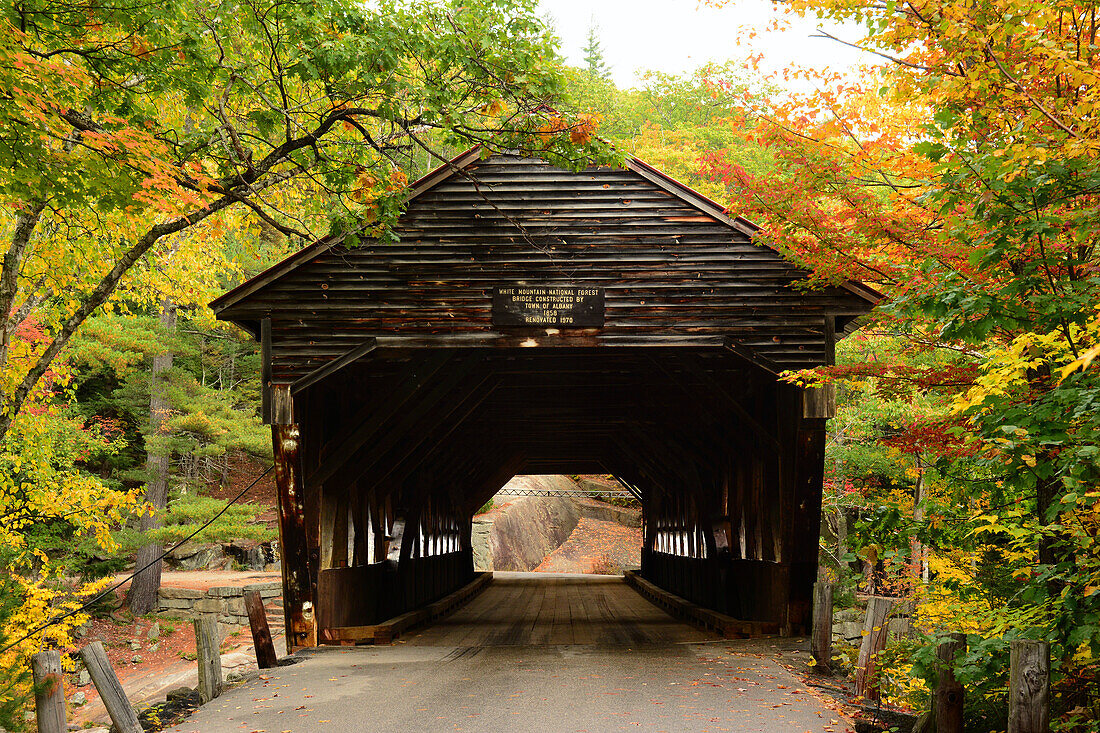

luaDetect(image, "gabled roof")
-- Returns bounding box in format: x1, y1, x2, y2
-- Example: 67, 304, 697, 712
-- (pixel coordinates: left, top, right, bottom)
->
210, 146, 884, 315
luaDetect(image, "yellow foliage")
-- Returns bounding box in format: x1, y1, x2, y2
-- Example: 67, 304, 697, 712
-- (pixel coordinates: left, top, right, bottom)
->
0, 403, 140, 716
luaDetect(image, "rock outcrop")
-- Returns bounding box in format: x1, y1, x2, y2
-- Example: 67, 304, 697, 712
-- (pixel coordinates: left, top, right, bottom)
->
473, 475, 641, 572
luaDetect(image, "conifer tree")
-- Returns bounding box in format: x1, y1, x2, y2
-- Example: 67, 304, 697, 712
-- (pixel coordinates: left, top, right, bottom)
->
583, 23, 611, 80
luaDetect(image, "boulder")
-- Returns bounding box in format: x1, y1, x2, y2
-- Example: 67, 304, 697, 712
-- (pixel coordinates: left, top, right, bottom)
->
486, 487, 581, 571
159, 587, 203, 600
473, 476, 645, 572
471, 518, 494, 571
224, 541, 271, 571
165, 542, 225, 571
166, 687, 198, 703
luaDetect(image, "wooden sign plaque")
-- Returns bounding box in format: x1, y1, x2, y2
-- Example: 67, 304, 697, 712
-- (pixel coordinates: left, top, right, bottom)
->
491, 286, 605, 328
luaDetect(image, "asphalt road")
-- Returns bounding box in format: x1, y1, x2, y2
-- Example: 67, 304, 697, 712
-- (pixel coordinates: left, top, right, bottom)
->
169, 641, 852, 733
168, 574, 852, 733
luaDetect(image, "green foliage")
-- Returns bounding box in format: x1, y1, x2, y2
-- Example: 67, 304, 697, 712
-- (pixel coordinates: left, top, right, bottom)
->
115, 494, 274, 548
582, 24, 611, 80
67, 313, 268, 486
477, 499, 495, 515
564, 62, 775, 200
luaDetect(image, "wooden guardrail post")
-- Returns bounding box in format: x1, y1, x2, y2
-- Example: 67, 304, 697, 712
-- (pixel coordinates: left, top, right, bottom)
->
244, 589, 278, 669
811, 581, 833, 673
916, 632, 968, 733
855, 596, 894, 701
935, 633, 967, 733
194, 616, 224, 704
31, 650, 65, 733
1009, 639, 1049, 733
80, 641, 142, 733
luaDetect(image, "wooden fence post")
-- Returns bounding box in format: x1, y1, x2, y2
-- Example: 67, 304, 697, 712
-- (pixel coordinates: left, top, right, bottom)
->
1009, 639, 1049, 733
934, 633, 967, 733
194, 616, 223, 704
30, 650, 65, 733
811, 581, 833, 673
855, 596, 894, 701
244, 589, 279, 669
913, 632, 970, 733
80, 641, 142, 733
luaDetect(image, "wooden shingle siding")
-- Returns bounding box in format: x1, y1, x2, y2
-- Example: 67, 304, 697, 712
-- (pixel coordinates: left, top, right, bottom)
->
214, 155, 875, 382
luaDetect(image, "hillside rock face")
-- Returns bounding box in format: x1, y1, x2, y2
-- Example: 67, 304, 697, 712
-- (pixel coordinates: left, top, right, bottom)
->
473, 475, 641, 572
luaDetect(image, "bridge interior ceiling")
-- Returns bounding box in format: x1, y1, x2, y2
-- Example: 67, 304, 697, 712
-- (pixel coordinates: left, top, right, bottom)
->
301, 346, 770, 512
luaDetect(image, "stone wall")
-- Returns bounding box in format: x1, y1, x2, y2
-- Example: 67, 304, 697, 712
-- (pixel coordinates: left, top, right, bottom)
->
832, 605, 912, 645
158, 582, 282, 628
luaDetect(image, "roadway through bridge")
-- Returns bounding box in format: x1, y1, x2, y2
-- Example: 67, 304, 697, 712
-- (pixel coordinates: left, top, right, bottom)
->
169, 574, 853, 733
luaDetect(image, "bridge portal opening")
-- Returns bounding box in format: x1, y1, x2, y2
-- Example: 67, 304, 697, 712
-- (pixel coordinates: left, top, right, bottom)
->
471, 474, 642, 576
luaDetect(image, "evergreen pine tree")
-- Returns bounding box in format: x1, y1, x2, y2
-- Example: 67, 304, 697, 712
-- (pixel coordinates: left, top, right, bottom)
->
582, 23, 611, 80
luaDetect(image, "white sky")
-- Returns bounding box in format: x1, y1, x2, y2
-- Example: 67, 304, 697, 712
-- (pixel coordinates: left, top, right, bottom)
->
537, 0, 872, 90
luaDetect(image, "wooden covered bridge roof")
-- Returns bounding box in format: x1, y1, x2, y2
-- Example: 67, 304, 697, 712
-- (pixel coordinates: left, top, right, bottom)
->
212, 148, 880, 384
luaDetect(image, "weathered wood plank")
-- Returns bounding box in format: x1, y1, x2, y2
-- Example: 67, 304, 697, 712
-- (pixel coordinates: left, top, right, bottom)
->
80, 641, 142, 733
321, 572, 493, 644
194, 616, 223, 704
291, 337, 377, 394
31, 650, 65, 733
260, 318, 272, 424
624, 571, 778, 638
244, 590, 279, 670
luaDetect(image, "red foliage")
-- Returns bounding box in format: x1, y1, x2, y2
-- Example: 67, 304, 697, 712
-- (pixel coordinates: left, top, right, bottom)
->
881, 416, 977, 460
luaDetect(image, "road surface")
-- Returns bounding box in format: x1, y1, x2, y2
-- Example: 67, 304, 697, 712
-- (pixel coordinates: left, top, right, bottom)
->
168, 573, 852, 733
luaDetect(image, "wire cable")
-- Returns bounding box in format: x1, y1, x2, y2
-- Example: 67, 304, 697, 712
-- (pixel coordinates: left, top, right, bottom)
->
0, 463, 275, 656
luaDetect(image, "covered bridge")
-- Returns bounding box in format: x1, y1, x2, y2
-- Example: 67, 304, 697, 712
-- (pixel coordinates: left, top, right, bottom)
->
210, 149, 880, 651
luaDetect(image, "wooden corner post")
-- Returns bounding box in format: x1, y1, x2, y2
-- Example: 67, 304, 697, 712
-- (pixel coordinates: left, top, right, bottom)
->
272, 384, 317, 651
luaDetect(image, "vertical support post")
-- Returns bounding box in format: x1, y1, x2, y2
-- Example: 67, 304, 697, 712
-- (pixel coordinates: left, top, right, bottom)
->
811, 581, 833, 673
271, 384, 316, 651
80, 641, 142, 733
855, 596, 894, 701
31, 650, 65, 733
373, 494, 389, 563
260, 318, 272, 425
244, 590, 279, 669
1009, 640, 1050, 733
788, 400, 827, 632
194, 616, 223, 704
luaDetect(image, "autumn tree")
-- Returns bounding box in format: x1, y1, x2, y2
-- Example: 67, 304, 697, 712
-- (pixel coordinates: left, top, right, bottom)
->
702, 0, 1100, 723
0, 0, 609, 720
0, 0, 606, 442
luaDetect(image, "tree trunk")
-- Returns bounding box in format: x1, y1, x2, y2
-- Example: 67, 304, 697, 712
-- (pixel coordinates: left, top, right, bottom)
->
911, 458, 927, 584
0, 203, 46, 380
128, 297, 177, 615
